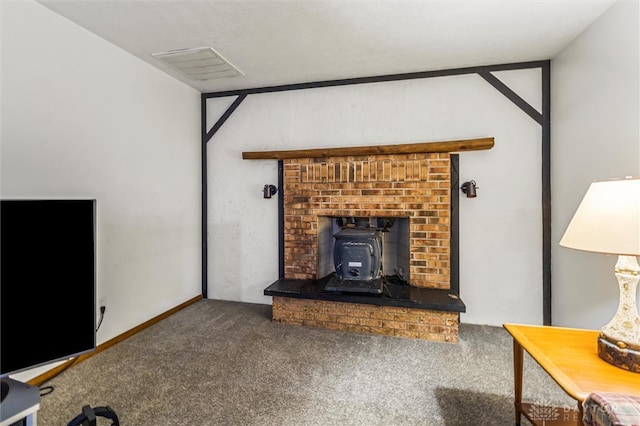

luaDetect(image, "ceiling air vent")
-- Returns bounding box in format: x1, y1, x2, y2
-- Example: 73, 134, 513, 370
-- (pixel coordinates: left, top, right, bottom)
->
152, 47, 243, 81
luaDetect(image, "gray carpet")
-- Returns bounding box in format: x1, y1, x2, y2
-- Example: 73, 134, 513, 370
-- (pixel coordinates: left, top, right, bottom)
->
37, 299, 574, 425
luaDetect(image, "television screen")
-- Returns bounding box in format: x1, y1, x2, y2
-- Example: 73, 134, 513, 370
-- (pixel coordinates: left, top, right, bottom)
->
0, 199, 96, 378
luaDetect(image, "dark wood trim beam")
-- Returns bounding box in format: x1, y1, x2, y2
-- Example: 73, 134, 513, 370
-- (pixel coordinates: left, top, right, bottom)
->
278, 160, 284, 279
202, 61, 551, 325
450, 154, 460, 295
201, 96, 208, 298
203, 60, 548, 99
542, 61, 551, 325
242, 137, 494, 160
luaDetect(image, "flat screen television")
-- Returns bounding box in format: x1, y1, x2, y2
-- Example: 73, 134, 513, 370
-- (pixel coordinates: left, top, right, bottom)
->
0, 199, 97, 382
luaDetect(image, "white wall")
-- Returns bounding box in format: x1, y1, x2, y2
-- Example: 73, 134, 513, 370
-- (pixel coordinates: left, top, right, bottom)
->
1, 1, 201, 381
551, 0, 640, 329
3, 4, 630, 385
207, 69, 545, 327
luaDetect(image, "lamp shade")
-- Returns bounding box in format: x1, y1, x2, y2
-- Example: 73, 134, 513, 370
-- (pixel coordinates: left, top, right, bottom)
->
559, 177, 640, 256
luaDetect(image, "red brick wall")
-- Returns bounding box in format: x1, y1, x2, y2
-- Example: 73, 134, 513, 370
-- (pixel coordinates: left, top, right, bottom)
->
273, 152, 456, 342
283, 153, 451, 289
273, 297, 459, 342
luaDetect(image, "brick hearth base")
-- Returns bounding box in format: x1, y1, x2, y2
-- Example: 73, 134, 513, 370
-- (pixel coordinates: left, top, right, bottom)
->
272, 296, 459, 342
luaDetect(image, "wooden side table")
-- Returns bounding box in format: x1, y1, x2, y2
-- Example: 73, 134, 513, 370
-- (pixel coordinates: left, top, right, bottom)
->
504, 323, 640, 426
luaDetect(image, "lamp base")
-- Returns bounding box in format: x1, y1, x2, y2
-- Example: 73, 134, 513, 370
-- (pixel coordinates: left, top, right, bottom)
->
597, 334, 640, 373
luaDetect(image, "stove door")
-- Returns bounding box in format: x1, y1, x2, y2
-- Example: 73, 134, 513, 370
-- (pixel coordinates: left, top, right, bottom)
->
335, 241, 377, 281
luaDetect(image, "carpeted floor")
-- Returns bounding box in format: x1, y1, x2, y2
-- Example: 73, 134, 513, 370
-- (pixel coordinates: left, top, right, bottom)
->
36, 299, 574, 425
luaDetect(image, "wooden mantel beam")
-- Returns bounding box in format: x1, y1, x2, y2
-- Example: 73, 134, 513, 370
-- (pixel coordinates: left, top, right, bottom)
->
242, 137, 494, 160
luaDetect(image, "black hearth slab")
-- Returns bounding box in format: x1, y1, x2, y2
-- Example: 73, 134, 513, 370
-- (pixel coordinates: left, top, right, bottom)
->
264, 276, 465, 313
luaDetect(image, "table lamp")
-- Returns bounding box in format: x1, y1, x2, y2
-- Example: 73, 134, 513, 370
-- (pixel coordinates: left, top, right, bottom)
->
559, 176, 640, 373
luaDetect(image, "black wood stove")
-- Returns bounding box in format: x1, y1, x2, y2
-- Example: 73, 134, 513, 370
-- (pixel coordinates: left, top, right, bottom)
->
324, 227, 384, 294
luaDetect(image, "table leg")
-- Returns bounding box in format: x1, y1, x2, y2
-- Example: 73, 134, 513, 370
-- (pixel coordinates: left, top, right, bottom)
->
513, 338, 524, 426
577, 401, 584, 426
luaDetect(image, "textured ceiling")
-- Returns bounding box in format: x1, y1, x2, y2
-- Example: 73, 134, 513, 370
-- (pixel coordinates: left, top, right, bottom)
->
37, 0, 616, 94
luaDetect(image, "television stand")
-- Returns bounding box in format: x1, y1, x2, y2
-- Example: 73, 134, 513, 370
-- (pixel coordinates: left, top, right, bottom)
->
0, 378, 40, 426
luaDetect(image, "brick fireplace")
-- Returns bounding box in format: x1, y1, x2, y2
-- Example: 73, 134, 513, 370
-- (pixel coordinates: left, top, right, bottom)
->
284, 152, 451, 287
243, 138, 494, 342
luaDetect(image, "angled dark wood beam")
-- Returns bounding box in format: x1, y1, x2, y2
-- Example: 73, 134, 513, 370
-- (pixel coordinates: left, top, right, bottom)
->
204, 94, 247, 143
478, 70, 543, 125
